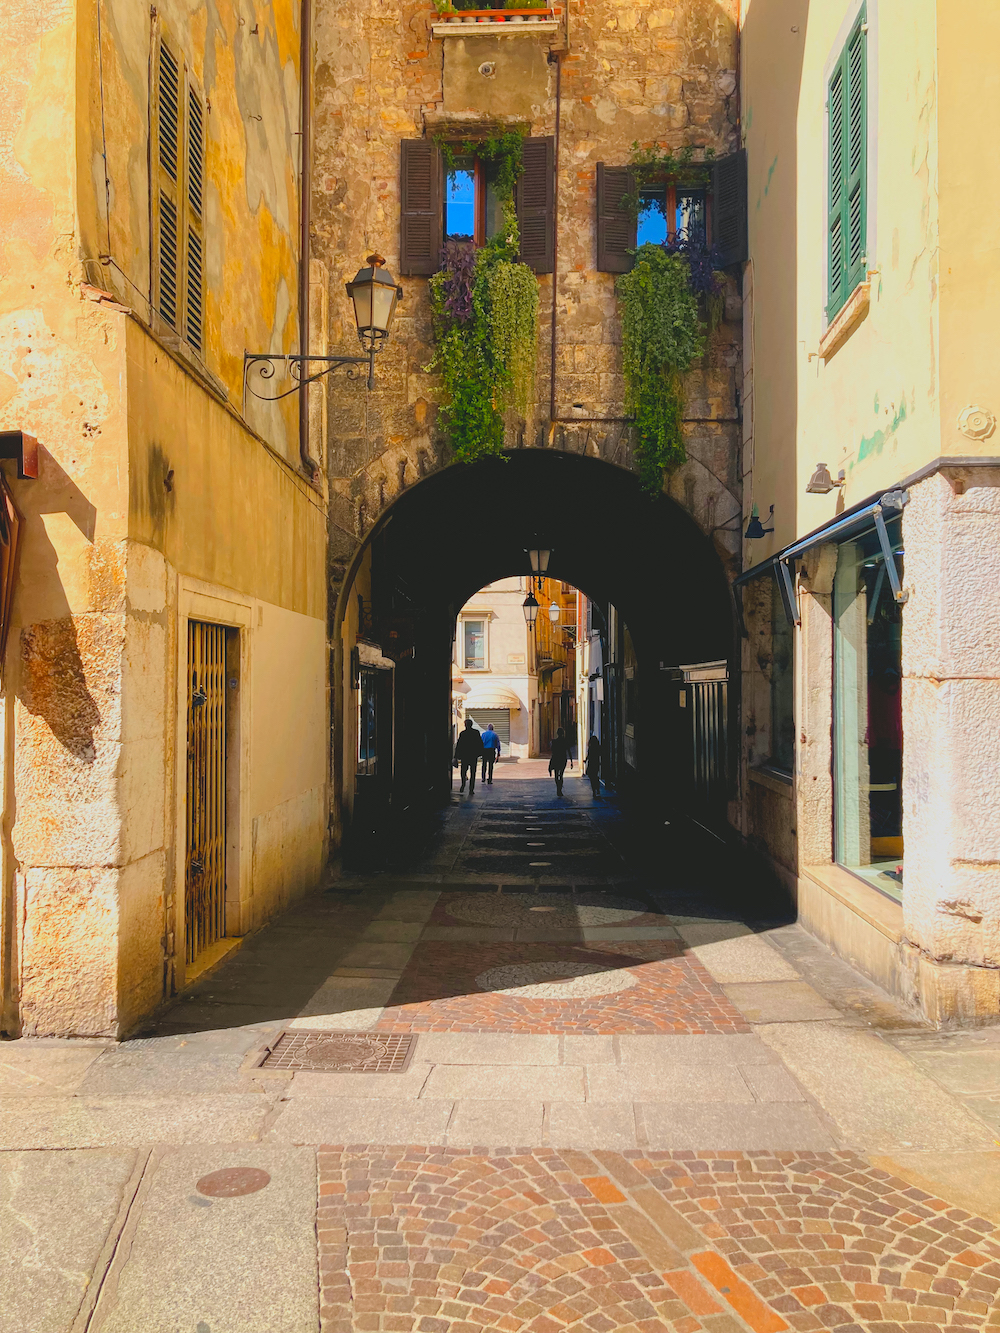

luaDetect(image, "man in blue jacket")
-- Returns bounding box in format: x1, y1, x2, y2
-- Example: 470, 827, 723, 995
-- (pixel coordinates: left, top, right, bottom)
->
481, 723, 501, 785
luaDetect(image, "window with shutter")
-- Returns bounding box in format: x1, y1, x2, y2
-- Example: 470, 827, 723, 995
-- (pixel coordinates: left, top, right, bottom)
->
517, 136, 554, 274
711, 150, 748, 268
151, 28, 208, 356
399, 139, 441, 276
827, 9, 867, 319
596, 164, 636, 273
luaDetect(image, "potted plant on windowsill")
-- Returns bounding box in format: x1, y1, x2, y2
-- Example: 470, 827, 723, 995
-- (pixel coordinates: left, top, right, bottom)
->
432, 0, 557, 24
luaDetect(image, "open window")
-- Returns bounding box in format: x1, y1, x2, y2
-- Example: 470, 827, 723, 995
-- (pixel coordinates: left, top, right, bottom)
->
400, 136, 553, 275
597, 150, 747, 272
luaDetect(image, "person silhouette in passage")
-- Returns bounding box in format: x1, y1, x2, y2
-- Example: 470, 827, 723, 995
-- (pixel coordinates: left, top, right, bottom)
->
585, 733, 602, 797
454, 718, 484, 794
548, 727, 573, 796
481, 723, 501, 785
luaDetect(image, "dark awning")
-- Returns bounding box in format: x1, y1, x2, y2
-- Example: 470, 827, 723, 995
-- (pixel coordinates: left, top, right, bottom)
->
733, 489, 909, 628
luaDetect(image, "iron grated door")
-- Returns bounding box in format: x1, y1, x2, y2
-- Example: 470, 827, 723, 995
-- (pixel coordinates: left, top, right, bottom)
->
186, 621, 227, 964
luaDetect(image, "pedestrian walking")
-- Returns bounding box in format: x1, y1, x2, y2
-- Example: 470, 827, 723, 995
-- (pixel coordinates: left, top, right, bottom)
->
548, 727, 573, 796
454, 719, 484, 794
585, 733, 602, 797
480, 722, 501, 785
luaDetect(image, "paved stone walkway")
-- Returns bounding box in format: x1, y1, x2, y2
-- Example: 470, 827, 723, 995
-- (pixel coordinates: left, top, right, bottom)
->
2, 768, 1000, 1331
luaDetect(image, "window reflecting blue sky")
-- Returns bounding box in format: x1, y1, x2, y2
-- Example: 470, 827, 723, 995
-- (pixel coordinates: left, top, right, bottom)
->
446, 167, 475, 240
637, 190, 667, 246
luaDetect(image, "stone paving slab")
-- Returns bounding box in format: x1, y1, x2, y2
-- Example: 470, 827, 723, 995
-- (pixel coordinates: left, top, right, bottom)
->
721, 980, 845, 1023
617, 1033, 779, 1066
268, 1096, 454, 1144
446, 1099, 546, 1146
0, 1148, 137, 1333
87, 1145, 318, 1333
0, 1094, 272, 1149
689, 931, 803, 983
421, 1062, 587, 1102
316, 1146, 1000, 1331
586, 1063, 759, 1104
413, 1031, 562, 1064
0, 1040, 110, 1096
761, 1021, 1000, 1151
547, 1102, 639, 1149
640, 1100, 836, 1149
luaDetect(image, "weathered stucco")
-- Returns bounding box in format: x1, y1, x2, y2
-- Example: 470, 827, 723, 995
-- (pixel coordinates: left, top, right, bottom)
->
0, 0, 328, 1036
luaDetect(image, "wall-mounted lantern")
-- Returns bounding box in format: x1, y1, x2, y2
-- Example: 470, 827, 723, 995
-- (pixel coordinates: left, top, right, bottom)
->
244, 253, 402, 404
522, 591, 540, 629
744, 503, 774, 539
805, 462, 845, 495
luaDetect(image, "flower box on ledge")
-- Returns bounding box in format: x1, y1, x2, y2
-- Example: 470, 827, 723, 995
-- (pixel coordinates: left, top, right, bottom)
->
431, 7, 561, 37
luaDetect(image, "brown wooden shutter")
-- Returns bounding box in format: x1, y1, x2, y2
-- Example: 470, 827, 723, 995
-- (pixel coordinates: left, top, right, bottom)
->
711, 149, 748, 268
185, 83, 205, 353
399, 139, 441, 276
596, 163, 636, 273
517, 136, 554, 274
153, 38, 183, 330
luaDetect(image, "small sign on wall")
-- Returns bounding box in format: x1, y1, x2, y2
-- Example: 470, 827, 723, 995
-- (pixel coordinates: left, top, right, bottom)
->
507, 653, 526, 665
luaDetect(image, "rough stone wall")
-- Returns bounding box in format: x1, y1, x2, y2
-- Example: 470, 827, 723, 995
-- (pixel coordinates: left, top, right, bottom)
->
312, 0, 743, 604
901, 470, 1000, 988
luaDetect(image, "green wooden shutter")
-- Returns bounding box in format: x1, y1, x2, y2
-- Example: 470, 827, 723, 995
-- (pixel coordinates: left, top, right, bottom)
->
827, 9, 866, 319
844, 17, 867, 293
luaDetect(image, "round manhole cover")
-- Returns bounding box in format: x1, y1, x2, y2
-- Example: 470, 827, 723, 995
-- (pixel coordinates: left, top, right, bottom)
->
196, 1167, 271, 1198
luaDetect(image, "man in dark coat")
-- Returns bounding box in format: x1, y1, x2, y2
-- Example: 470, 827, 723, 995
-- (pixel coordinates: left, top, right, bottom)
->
454, 719, 485, 794
548, 727, 573, 796
585, 734, 601, 797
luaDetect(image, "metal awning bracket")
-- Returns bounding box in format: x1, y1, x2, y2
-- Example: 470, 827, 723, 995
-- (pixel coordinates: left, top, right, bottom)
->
775, 559, 800, 626
874, 489, 908, 603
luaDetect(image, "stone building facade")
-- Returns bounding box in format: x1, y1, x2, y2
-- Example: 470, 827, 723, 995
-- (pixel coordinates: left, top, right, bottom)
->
738, 0, 1000, 1023
312, 0, 745, 830
0, 0, 329, 1037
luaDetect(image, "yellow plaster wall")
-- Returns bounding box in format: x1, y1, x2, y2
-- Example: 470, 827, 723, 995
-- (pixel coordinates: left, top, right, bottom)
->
937, 0, 1000, 460
76, 0, 303, 461
742, 0, 941, 563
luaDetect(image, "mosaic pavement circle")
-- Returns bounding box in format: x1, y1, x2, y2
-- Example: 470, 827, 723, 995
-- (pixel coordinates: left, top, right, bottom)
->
474, 959, 641, 999
444, 891, 648, 929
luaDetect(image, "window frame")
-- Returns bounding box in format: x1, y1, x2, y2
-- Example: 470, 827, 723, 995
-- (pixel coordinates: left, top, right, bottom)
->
636, 182, 711, 249
460, 616, 489, 672
826, 5, 868, 321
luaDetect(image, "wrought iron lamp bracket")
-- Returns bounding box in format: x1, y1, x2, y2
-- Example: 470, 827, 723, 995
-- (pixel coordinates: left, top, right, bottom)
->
242, 348, 377, 407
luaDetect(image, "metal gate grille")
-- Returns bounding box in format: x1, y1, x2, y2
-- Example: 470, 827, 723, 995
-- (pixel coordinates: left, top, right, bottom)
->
186, 621, 227, 964
691, 678, 728, 807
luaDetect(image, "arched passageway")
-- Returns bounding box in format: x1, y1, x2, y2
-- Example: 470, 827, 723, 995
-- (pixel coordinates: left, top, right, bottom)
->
334, 450, 736, 857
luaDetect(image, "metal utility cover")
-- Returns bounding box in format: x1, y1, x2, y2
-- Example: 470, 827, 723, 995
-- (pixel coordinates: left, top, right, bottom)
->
258, 1030, 416, 1073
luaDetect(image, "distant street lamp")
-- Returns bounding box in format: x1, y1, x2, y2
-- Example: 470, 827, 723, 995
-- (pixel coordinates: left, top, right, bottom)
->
244, 252, 402, 402
522, 591, 540, 629
525, 547, 551, 589
548, 601, 560, 623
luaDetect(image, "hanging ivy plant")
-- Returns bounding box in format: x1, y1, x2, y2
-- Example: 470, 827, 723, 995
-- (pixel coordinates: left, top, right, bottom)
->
428, 134, 538, 465
616, 244, 705, 495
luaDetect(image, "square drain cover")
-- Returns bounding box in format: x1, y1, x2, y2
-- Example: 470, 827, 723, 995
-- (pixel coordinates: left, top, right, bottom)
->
258, 1031, 416, 1073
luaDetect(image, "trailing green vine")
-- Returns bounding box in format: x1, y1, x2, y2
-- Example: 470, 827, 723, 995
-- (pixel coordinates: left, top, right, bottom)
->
428, 136, 538, 465
616, 244, 705, 495
621, 142, 715, 218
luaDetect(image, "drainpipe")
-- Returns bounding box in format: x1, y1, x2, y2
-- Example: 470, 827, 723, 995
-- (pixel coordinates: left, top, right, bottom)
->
298, 0, 321, 481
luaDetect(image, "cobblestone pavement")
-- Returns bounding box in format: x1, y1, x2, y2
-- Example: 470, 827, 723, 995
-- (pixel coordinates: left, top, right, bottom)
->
3, 769, 1000, 1331
318, 1147, 1000, 1333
